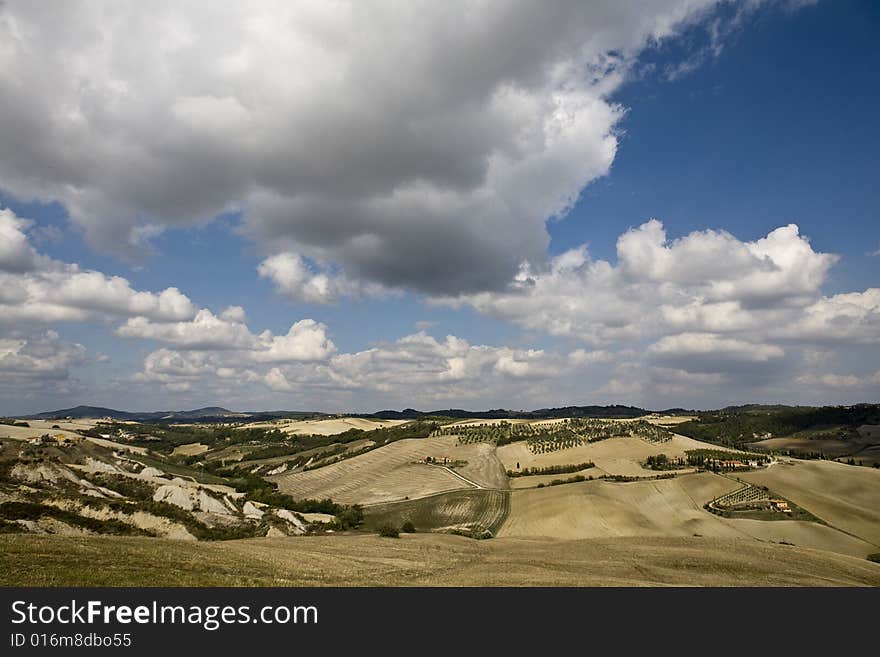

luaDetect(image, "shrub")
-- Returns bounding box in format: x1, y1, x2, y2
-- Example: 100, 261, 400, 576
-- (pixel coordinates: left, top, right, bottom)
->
0, 501, 150, 536
507, 461, 595, 478
336, 504, 364, 529
447, 527, 494, 540
78, 472, 156, 501
377, 524, 399, 538
401, 520, 416, 533
0, 518, 25, 533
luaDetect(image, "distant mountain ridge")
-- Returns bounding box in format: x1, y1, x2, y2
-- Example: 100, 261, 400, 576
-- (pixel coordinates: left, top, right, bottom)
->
17, 403, 659, 423
364, 405, 653, 420
34, 402, 867, 424
21, 405, 248, 422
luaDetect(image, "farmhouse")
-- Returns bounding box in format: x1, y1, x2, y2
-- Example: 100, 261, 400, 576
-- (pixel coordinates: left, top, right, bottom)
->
709, 459, 749, 471
769, 499, 792, 513
55, 434, 81, 448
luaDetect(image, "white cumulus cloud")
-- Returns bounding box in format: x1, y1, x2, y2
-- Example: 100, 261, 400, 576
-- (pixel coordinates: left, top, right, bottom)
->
0, 208, 198, 325
0, 0, 727, 295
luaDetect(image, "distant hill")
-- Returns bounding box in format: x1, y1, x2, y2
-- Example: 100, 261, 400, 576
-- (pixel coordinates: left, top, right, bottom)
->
18, 403, 657, 423
17, 405, 329, 423
364, 405, 652, 420
674, 403, 880, 448
161, 407, 244, 420
23, 405, 144, 421
21, 405, 245, 422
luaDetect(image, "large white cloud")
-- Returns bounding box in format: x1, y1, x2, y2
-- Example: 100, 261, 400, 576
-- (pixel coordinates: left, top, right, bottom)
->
0, 331, 86, 381
253, 332, 585, 403
257, 253, 389, 304
118, 311, 336, 361
0, 209, 198, 325
617, 221, 837, 306
0, 208, 39, 273
0, 0, 727, 294
438, 220, 854, 347
430, 218, 880, 401
252, 320, 337, 363
778, 289, 880, 345
2, 2, 874, 411
116, 309, 257, 350
647, 333, 785, 373
3, 204, 877, 412
133, 330, 598, 407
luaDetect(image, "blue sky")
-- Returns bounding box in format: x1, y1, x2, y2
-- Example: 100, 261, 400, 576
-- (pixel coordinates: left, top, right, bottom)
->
0, 1, 878, 414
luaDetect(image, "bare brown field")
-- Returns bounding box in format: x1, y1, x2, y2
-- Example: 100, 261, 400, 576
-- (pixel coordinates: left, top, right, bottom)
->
269, 434, 508, 503
0, 423, 84, 441
171, 442, 210, 456
0, 423, 151, 455
499, 474, 739, 540
231, 439, 376, 472
83, 436, 148, 454
344, 438, 376, 453
445, 418, 533, 428
525, 418, 570, 427
856, 445, 880, 466
751, 437, 880, 466
496, 434, 723, 476
645, 415, 698, 425
300, 513, 335, 524
508, 467, 603, 489
243, 417, 409, 436
449, 440, 507, 489
753, 437, 855, 457
344, 463, 467, 504
363, 489, 509, 534
2, 533, 877, 586
738, 459, 880, 547
270, 436, 474, 504
31, 418, 104, 432
712, 518, 875, 557
205, 442, 285, 463
498, 473, 876, 558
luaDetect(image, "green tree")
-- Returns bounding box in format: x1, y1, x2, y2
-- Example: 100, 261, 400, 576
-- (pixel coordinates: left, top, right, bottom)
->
378, 524, 399, 538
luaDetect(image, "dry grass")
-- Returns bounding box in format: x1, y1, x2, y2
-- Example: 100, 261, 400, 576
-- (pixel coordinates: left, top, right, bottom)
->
0, 423, 84, 441
363, 489, 509, 535
738, 459, 880, 546
83, 436, 148, 454
496, 433, 727, 476
445, 418, 533, 428
0, 422, 151, 455
499, 473, 877, 558
500, 474, 738, 540
508, 467, 602, 489
242, 417, 409, 436
171, 442, 210, 456
645, 415, 698, 425
447, 440, 508, 489
752, 437, 880, 465
2, 533, 878, 586
271, 436, 472, 504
